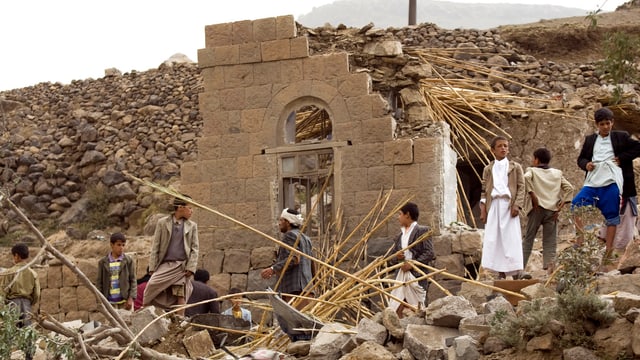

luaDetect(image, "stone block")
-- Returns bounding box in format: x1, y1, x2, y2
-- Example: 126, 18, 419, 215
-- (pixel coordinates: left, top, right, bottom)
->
219, 88, 246, 111
251, 247, 276, 269
404, 324, 460, 360
371, 93, 392, 118
290, 36, 309, 58
341, 168, 369, 193
224, 64, 253, 88
220, 134, 250, 159
434, 232, 454, 256
253, 17, 277, 42
261, 39, 291, 62
204, 23, 232, 48
247, 269, 276, 299
232, 20, 254, 44
458, 282, 494, 314
435, 253, 466, 277
276, 15, 295, 39
309, 323, 351, 359
240, 108, 265, 134
183, 329, 215, 358
230, 274, 248, 292
223, 249, 252, 273
253, 61, 282, 85
302, 56, 325, 81
394, 164, 421, 189
281, 59, 304, 83
238, 42, 261, 64
413, 137, 440, 164
77, 286, 98, 312
201, 67, 225, 92
212, 45, 239, 67
323, 53, 350, 79
339, 72, 371, 98
200, 249, 224, 275
77, 258, 98, 284
345, 95, 373, 122
130, 306, 170, 346
59, 286, 78, 312
233, 202, 257, 226
62, 264, 79, 287
211, 180, 245, 204
384, 139, 414, 165
47, 264, 63, 289
340, 143, 385, 169
367, 166, 394, 190
40, 288, 60, 314
245, 84, 272, 109
198, 48, 216, 69
136, 256, 150, 279
361, 117, 394, 143
355, 318, 387, 345
65, 310, 89, 322
453, 230, 483, 255
210, 273, 231, 295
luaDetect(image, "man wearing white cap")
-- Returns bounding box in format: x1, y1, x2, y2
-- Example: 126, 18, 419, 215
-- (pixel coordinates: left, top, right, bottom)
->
261, 208, 314, 304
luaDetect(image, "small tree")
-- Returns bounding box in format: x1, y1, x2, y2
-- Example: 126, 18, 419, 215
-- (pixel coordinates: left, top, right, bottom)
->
598, 31, 640, 105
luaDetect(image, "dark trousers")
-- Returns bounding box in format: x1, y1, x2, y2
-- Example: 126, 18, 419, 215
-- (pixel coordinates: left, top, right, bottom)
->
523, 208, 558, 269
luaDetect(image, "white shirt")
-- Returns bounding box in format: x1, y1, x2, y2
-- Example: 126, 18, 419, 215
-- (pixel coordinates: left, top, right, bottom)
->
400, 221, 417, 260
584, 133, 622, 191
490, 158, 511, 199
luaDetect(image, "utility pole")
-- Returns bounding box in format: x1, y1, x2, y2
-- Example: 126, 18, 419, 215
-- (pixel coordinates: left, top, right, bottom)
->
409, 0, 417, 25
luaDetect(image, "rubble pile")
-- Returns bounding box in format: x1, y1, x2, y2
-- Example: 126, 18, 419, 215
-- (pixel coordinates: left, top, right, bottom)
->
2, 17, 634, 237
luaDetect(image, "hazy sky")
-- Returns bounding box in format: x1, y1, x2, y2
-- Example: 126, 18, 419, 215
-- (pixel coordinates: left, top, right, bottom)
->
0, 0, 627, 91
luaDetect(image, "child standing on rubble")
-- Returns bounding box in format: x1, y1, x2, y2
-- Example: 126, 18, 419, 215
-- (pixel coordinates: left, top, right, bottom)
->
97, 233, 137, 310
522, 147, 573, 275
480, 136, 525, 279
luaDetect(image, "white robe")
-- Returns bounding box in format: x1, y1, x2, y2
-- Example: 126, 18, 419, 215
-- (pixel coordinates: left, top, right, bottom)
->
388, 270, 426, 311
482, 197, 523, 275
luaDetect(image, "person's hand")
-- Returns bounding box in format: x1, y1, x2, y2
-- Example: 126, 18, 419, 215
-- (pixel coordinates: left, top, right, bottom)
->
396, 253, 405, 261
480, 209, 487, 224
125, 298, 134, 310
510, 205, 520, 217
400, 262, 412, 272
185, 270, 193, 277
614, 157, 620, 166
586, 162, 595, 171
261, 267, 275, 279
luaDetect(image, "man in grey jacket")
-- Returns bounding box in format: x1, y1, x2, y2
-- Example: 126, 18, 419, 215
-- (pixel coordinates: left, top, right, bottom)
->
143, 196, 199, 317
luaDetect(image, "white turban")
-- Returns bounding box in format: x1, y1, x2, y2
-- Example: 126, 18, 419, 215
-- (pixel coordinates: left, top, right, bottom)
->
280, 208, 304, 226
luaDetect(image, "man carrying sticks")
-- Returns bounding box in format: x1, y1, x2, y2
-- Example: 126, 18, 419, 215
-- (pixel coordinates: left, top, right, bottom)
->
389, 202, 435, 318
260, 208, 314, 306
143, 196, 199, 319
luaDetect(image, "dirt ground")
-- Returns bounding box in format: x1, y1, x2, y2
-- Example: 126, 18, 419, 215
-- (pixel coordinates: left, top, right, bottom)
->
498, 6, 640, 64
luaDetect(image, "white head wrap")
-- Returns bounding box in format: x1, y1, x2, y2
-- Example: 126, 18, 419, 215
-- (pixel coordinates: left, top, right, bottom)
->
280, 208, 304, 226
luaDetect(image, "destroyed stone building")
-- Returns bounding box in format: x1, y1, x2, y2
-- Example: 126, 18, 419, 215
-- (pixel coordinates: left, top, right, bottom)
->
1, 4, 640, 324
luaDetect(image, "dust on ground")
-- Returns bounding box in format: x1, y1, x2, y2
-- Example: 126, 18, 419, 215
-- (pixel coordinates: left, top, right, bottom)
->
498, 6, 640, 64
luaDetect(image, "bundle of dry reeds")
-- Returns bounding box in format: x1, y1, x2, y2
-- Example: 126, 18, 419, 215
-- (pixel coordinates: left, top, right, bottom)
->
125, 175, 524, 358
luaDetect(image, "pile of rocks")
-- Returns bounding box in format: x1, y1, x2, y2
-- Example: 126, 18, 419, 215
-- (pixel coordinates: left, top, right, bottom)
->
0, 18, 636, 238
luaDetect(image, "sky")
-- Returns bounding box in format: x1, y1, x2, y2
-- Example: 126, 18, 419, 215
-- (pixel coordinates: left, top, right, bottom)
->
0, 0, 628, 91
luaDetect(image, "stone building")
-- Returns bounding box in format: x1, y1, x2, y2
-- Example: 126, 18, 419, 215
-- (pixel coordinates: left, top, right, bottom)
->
180, 15, 458, 294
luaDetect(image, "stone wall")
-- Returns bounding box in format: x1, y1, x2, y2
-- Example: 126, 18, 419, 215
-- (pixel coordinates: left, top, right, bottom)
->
181, 15, 456, 294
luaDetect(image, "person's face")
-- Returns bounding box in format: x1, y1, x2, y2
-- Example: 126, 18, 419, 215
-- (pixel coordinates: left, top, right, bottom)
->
110, 240, 126, 258
231, 295, 243, 308
596, 119, 613, 137
398, 211, 413, 228
175, 204, 193, 220
491, 140, 509, 160
12, 253, 21, 264
278, 217, 290, 233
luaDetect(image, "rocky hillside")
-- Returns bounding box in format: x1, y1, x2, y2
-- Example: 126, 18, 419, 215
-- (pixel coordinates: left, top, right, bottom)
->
1, 2, 639, 242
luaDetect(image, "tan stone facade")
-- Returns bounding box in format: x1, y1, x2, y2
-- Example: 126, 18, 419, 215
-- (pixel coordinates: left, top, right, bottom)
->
182, 15, 457, 293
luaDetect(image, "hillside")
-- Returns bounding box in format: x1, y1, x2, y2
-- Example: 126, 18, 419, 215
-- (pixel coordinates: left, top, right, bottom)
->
499, 3, 640, 64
